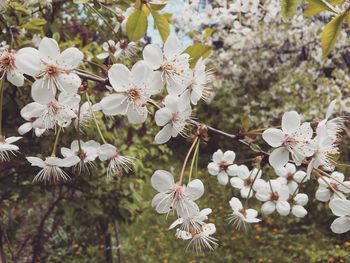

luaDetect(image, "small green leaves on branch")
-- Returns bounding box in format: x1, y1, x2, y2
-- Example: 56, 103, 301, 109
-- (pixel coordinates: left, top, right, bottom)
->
304, 0, 342, 17
151, 11, 170, 42
183, 44, 212, 68
279, 0, 302, 20
126, 9, 148, 41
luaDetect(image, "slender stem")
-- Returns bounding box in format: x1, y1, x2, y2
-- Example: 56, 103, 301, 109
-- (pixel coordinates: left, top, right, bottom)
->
0, 79, 3, 136
85, 4, 116, 33
75, 70, 106, 83
244, 169, 260, 208
188, 140, 200, 182
315, 168, 350, 191
179, 136, 199, 185
51, 127, 62, 156
314, 170, 342, 198
86, 93, 107, 144
77, 103, 82, 152
291, 173, 309, 197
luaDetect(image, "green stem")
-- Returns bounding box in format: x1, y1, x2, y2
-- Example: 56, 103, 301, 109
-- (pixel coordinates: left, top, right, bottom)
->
179, 136, 199, 185
86, 93, 107, 144
188, 140, 200, 182
51, 127, 62, 156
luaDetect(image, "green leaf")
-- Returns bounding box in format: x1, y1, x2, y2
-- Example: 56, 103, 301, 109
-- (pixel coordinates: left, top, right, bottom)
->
279, 0, 301, 19
151, 11, 170, 42
126, 9, 148, 41
321, 12, 346, 57
23, 19, 47, 31
150, 1, 168, 11
183, 44, 212, 68
304, 0, 340, 17
203, 27, 214, 38
73, 0, 89, 3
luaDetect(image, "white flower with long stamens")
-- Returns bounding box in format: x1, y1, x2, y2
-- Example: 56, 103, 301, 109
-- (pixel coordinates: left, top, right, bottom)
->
307, 125, 339, 174
97, 40, 137, 60
315, 171, 350, 202
208, 149, 238, 185
19, 92, 80, 133
154, 95, 192, 144
329, 199, 350, 234
262, 111, 314, 169
255, 179, 291, 216
170, 208, 212, 233
27, 156, 78, 183
100, 61, 161, 124
98, 143, 133, 177
176, 223, 217, 252
290, 193, 308, 218
61, 140, 100, 174
143, 35, 192, 95
151, 170, 204, 218
275, 163, 308, 194
230, 166, 264, 198
316, 99, 346, 141
0, 49, 24, 86
0, 136, 21, 161
15, 37, 83, 104
228, 197, 260, 230
180, 58, 213, 105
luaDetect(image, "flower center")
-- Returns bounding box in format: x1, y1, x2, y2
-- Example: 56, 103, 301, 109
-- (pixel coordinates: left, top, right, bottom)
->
47, 100, 61, 113
329, 182, 339, 191
271, 191, 279, 201
286, 172, 294, 181
128, 88, 141, 101
244, 178, 253, 186
284, 135, 298, 148
76, 150, 87, 161
0, 51, 15, 71
219, 160, 229, 171
120, 39, 129, 49
46, 65, 59, 76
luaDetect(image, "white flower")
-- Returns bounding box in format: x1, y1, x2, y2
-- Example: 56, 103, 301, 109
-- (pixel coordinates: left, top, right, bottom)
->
315, 171, 350, 202
97, 40, 137, 60
176, 223, 217, 252
0, 136, 21, 161
307, 125, 339, 173
207, 149, 238, 185
228, 197, 260, 229
151, 170, 204, 218
98, 143, 133, 177
290, 193, 308, 218
0, 49, 24, 86
180, 58, 213, 105
169, 208, 212, 232
262, 111, 314, 169
15, 37, 83, 104
275, 163, 308, 194
61, 140, 100, 173
154, 95, 192, 144
329, 199, 350, 234
100, 61, 161, 124
143, 35, 192, 95
27, 156, 77, 182
230, 166, 264, 198
256, 180, 291, 216
19, 92, 79, 132
316, 99, 345, 141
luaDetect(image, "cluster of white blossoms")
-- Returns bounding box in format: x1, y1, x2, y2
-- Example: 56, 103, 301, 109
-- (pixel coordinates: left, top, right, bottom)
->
203, 100, 350, 239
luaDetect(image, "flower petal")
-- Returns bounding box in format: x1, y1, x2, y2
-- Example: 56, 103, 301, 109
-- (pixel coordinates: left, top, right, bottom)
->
262, 128, 284, 147
331, 217, 350, 234
329, 199, 350, 217
184, 179, 204, 201
282, 111, 301, 134
268, 147, 289, 169
151, 170, 175, 193
108, 64, 131, 92
143, 44, 163, 69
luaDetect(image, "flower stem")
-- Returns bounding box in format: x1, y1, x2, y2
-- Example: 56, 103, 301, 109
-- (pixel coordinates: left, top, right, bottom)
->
77, 102, 82, 152
179, 136, 199, 185
244, 169, 260, 208
51, 127, 62, 156
188, 140, 200, 183
86, 92, 107, 144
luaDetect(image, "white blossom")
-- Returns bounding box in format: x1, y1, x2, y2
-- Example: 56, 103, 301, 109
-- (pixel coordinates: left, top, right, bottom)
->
291, 193, 308, 218
0, 136, 21, 161
315, 171, 350, 202
228, 197, 260, 229
329, 199, 350, 234
207, 149, 238, 185
0, 49, 24, 86
230, 165, 264, 198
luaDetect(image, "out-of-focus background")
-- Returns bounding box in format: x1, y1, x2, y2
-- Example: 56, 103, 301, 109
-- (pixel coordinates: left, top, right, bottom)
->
1, 0, 350, 262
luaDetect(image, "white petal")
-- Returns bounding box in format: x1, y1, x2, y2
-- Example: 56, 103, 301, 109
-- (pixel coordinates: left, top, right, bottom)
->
57, 47, 83, 70
151, 170, 175, 193
217, 172, 228, 185
230, 177, 244, 189
315, 188, 331, 202
127, 106, 148, 124
276, 201, 290, 216
184, 179, 204, 201
245, 209, 259, 221
31, 79, 56, 104
55, 72, 81, 93
261, 201, 275, 215
142, 44, 163, 69
212, 149, 223, 163
262, 128, 284, 147
7, 70, 24, 87
108, 64, 131, 92
229, 197, 243, 211
39, 37, 60, 63
152, 192, 171, 214
326, 99, 337, 119
155, 124, 172, 144
294, 193, 308, 206
223, 150, 236, 164
155, 108, 172, 126
329, 199, 350, 217
292, 205, 307, 218
15, 47, 42, 76
330, 217, 350, 234
18, 122, 33, 135
207, 162, 219, 176
164, 35, 179, 60
26, 157, 45, 168
282, 111, 301, 134
100, 94, 127, 116
268, 147, 289, 169
131, 60, 150, 86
